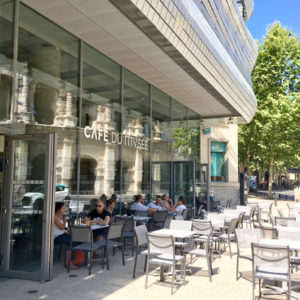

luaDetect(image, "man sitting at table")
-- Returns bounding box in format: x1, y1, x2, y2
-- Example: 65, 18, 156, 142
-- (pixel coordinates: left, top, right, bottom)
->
86, 199, 110, 240
147, 195, 165, 211
131, 194, 158, 215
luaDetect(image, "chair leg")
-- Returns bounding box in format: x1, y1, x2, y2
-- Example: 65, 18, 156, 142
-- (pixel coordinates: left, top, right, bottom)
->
102, 247, 105, 269
252, 276, 256, 300
106, 246, 109, 270
67, 249, 72, 273
171, 263, 175, 295
121, 244, 125, 266
207, 255, 212, 282
145, 257, 149, 289
228, 239, 232, 258
88, 252, 92, 276
236, 255, 239, 280
183, 256, 186, 285
133, 250, 138, 278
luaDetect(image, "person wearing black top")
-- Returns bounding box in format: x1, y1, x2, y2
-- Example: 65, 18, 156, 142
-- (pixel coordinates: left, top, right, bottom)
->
86, 200, 111, 240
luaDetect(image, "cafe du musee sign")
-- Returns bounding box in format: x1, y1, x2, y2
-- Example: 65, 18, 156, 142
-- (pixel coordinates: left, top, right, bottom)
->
84, 126, 149, 151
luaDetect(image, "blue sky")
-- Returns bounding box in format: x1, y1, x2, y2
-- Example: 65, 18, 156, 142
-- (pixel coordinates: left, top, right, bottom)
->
246, 0, 300, 41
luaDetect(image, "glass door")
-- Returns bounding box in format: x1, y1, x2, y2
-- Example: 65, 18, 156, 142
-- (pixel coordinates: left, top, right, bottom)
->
0, 134, 56, 281
195, 163, 210, 211
173, 161, 195, 208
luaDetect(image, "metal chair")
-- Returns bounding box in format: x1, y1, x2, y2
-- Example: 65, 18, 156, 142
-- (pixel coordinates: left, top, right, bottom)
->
251, 243, 291, 300
219, 218, 240, 258
163, 215, 173, 229
68, 225, 103, 275
152, 211, 168, 230
133, 224, 148, 278
182, 209, 189, 220
185, 229, 214, 281
253, 221, 278, 239
115, 215, 134, 255
235, 228, 262, 280
96, 222, 125, 270
145, 233, 186, 294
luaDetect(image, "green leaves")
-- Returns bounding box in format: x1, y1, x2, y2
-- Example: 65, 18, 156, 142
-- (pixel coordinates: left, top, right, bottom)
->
239, 23, 300, 178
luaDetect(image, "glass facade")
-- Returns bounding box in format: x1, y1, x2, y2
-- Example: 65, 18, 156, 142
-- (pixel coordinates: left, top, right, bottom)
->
0, 2, 202, 212
0, 0, 13, 121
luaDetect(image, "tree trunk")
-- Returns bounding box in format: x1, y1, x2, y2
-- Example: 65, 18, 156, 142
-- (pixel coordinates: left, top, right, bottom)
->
268, 158, 274, 199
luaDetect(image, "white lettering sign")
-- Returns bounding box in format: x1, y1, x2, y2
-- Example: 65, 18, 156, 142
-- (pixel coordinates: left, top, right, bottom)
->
83, 126, 149, 151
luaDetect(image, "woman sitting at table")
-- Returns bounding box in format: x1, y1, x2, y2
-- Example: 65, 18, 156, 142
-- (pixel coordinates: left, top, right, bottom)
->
54, 202, 78, 269
172, 196, 187, 216
86, 200, 110, 241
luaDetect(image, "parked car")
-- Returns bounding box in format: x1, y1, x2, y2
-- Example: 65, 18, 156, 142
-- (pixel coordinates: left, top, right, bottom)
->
22, 184, 69, 208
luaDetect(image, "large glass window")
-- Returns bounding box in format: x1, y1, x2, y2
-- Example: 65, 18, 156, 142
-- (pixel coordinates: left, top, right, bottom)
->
80, 44, 121, 197
122, 69, 150, 202
187, 108, 200, 162
171, 99, 188, 160
151, 87, 172, 197
210, 141, 227, 181
17, 4, 79, 126
17, 4, 80, 197
0, 0, 13, 121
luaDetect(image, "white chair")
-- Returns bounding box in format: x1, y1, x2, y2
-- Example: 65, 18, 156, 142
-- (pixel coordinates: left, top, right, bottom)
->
185, 229, 214, 281
170, 220, 192, 231
235, 228, 262, 280
251, 243, 291, 300
145, 233, 186, 294
170, 220, 192, 249
133, 224, 148, 278
219, 218, 240, 258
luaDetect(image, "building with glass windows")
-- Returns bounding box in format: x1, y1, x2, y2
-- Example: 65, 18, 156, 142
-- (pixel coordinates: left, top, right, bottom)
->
0, 0, 257, 281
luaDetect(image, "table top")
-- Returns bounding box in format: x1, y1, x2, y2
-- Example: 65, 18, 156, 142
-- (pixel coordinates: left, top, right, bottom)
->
133, 216, 152, 221
79, 224, 109, 230
154, 229, 195, 239
259, 238, 300, 251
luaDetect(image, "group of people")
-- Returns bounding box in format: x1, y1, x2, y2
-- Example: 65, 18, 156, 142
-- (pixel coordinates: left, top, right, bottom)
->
53, 195, 118, 268
131, 194, 187, 217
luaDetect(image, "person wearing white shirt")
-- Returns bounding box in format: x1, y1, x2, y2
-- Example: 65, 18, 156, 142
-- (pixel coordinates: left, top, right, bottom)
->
147, 196, 165, 211
173, 196, 187, 215
131, 194, 158, 215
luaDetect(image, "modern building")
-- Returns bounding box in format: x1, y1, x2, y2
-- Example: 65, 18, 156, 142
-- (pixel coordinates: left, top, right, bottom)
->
0, 0, 257, 281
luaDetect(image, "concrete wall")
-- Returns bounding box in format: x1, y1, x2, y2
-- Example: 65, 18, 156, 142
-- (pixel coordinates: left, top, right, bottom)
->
201, 124, 240, 206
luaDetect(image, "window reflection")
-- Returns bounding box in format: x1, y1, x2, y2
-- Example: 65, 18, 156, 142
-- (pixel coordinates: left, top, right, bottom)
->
0, 0, 13, 121
80, 44, 121, 196
151, 87, 172, 197
122, 70, 150, 201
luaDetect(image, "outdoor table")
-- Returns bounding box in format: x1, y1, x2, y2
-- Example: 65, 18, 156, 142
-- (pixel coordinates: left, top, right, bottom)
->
155, 228, 196, 239
79, 224, 109, 230
259, 238, 300, 251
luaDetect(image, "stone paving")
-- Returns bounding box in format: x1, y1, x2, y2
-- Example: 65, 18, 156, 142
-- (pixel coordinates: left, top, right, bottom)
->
0, 196, 297, 300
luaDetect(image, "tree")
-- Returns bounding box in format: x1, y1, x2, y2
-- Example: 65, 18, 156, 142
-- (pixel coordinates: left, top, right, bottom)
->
239, 23, 300, 198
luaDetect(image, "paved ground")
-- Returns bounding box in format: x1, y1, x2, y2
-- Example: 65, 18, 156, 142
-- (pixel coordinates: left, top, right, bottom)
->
0, 196, 298, 300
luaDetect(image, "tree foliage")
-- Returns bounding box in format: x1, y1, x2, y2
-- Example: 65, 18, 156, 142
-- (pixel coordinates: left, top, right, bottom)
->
239, 23, 300, 197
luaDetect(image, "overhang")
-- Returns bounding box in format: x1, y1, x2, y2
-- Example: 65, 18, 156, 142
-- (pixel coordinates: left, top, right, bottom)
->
21, 0, 257, 122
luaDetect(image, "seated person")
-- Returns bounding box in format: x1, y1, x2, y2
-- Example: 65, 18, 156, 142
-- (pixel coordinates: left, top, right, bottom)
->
162, 195, 174, 212
131, 194, 158, 215
172, 196, 187, 216
54, 202, 78, 269
147, 195, 165, 210
86, 200, 110, 240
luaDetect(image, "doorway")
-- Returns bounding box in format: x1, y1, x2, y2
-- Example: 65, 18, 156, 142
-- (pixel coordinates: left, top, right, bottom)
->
0, 133, 56, 281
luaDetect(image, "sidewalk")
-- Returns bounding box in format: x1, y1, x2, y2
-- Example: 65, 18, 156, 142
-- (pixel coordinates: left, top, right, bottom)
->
0, 196, 293, 300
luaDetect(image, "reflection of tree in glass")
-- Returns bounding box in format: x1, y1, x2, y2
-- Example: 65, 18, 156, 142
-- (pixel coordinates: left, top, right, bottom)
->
172, 127, 200, 157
